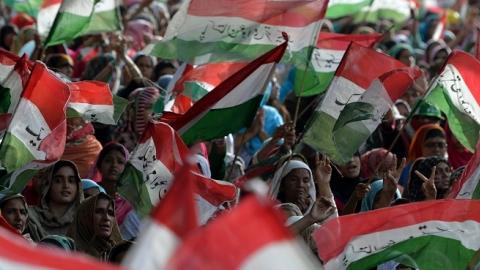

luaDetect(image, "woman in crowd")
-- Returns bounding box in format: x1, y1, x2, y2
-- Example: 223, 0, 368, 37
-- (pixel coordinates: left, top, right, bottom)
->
93, 143, 140, 240
29, 160, 84, 237
68, 193, 123, 260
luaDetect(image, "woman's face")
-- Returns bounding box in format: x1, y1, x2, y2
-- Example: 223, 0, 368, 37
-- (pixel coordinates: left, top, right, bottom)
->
49, 166, 78, 205
338, 156, 361, 178
136, 56, 153, 79
279, 168, 311, 213
434, 162, 452, 191
100, 150, 126, 182
421, 136, 447, 158
93, 198, 115, 239
1, 198, 27, 233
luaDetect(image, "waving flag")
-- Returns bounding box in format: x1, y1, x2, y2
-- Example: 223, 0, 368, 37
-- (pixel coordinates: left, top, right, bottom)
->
118, 122, 237, 218
147, 0, 328, 67
37, 0, 62, 38
326, 0, 371, 19
122, 162, 199, 270
315, 200, 480, 270
294, 32, 382, 96
0, 227, 119, 270
44, 0, 122, 46
424, 50, 480, 152
0, 51, 31, 132
448, 139, 480, 199
302, 43, 410, 164
0, 62, 69, 172
170, 39, 287, 145
67, 81, 126, 125
167, 195, 321, 270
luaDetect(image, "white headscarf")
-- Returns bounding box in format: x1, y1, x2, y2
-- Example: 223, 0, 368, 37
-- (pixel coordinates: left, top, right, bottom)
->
268, 159, 316, 214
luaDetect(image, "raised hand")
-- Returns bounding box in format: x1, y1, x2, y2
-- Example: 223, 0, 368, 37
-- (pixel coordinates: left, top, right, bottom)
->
415, 166, 437, 200
314, 153, 332, 185
307, 197, 336, 223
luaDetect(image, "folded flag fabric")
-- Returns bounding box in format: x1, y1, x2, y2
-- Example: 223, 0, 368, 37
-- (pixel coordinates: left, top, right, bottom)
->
122, 161, 199, 270
37, 0, 62, 38
315, 199, 480, 270
294, 32, 382, 96
146, 0, 328, 67
424, 50, 480, 152
118, 122, 189, 217
167, 195, 321, 270
170, 39, 287, 145
67, 81, 127, 125
0, 51, 31, 133
44, 0, 122, 46
0, 62, 69, 172
448, 139, 480, 199
331, 68, 420, 162
302, 42, 411, 164
0, 227, 119, 270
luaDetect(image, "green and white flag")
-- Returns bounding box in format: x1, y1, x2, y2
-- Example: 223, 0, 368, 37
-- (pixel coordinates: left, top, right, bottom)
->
146, 0, 328, 68
354, 0, 412, 24
325, 0, 371, 19
302, 43, 411, 164
424, 50, 480, 152
4, 0, 42, 17
315, 199, 480, 270
294, 32, 382, 97
44, 0, 122, 47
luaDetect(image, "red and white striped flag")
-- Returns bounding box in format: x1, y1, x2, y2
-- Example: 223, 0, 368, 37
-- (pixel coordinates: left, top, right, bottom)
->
167, 195, 321, 270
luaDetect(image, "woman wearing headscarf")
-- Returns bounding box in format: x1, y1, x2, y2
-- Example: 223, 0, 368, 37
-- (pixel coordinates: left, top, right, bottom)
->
81, 179, 106, 199
62, 117, 103, 178
330, 153, 370, 215
360, 179, 402, 212
360, 148, 396, 179
399, 124, 447, 188
0, 25, 17, 51
67, 193, 123, 260
28, 160, 84, 237
92, 143, 140, 240
406, 156, 451, 201
114, 87, 160, 152
387, 43, 415, 67
0, 191, 43, 242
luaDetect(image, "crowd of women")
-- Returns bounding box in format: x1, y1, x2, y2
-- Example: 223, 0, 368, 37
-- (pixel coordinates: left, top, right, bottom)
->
0, 0, 478, 268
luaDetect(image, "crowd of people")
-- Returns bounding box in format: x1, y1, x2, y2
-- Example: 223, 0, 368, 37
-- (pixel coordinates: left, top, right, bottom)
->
0, 0, 479, 268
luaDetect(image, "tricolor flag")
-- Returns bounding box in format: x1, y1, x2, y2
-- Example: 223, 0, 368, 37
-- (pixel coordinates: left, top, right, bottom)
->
37, 0, 62, 38
302, 43, 411, 164
0, 51, 31, 132
44, 0, 122, 47
0, 227, 119, 270
146, 0, 328, 67
117, 122, 237, 218
424, 50, 480, 152
170, 39, 287, 145
167, 62, 245, 114
121, 161, 199, 270
448, 139, 480, 199
325, 0, 371, 19
0, 62, 69, 172
67, 81, 127, 125
315, 200, 480, 270
294, 32, 382, 96
167, 196, 321, 270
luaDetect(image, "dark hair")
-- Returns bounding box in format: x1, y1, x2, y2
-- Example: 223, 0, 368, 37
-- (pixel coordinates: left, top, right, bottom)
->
117, 77, 151, 99
96, 143, 128, 169
424, 128, 445, 141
